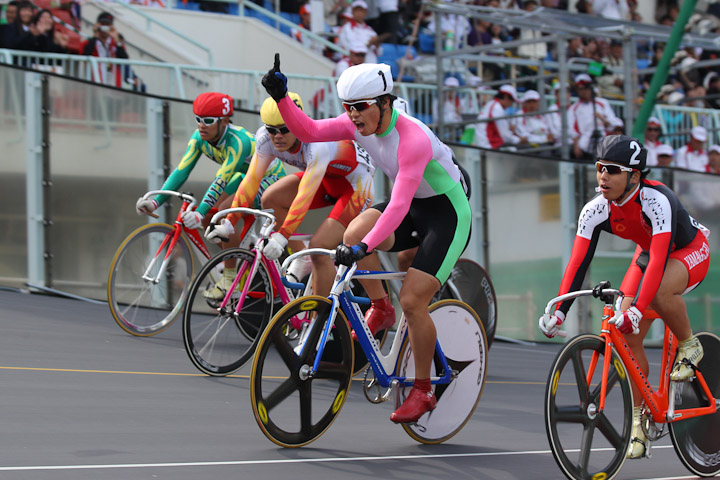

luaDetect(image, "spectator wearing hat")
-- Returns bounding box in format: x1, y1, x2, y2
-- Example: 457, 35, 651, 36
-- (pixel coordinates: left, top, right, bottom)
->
432, 76, 463, 127
597, 39, 625, 98
608, 116, 625, 135
655, 144, 675, 167
333, 40, 367, 76
82, 12, 134, 88
567, 73, 619, 159
513, 89, 555, 147
644, 116, 664, 166
675, 126, 709, 172
291, 3, 325, 55
336, 0, 382, 64
706, 145, 720, 175
473, 84, 521, 149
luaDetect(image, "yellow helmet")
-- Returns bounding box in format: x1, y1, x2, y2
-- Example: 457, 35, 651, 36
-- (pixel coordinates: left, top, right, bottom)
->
260, 92, 303, 126
260, 92, 303, 125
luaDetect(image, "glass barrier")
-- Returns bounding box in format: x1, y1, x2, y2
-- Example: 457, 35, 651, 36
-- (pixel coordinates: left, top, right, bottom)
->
0, 67, 29, 288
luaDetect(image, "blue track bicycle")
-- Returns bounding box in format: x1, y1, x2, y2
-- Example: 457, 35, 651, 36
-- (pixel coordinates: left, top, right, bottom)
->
249, 248, 489, 447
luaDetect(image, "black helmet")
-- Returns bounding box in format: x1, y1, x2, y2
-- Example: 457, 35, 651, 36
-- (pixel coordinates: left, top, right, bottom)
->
595, 134, 647, 171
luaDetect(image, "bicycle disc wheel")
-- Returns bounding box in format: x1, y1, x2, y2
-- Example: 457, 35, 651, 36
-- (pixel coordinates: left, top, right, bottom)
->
669, 332, 720, 477
183, 248, 273, 376
435, 259, 497, 348
250, 296, 354, 447
545, 334, 633, 480
107, 223, 193, 336
396, 300, 488, 444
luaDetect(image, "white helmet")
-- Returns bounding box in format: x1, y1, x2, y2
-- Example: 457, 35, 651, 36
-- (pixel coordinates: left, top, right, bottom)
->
337, 63, 393, 101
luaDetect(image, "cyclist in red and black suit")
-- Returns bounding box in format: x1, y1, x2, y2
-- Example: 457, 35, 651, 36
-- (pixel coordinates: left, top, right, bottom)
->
539, 134, 711, 460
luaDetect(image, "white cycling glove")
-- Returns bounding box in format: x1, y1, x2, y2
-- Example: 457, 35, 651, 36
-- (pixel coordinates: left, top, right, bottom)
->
181, 210, 204, 230
539, 310, 565, 338
263, 232, 288, 260
204, 218, 235, 244
612, 306, 641, 335
135, 198, 158, 216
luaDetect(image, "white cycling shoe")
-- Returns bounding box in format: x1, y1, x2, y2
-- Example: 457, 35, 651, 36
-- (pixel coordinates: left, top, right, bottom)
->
203, 267, 239, 300
670, 335, 704, 382
626, 405, 648, 459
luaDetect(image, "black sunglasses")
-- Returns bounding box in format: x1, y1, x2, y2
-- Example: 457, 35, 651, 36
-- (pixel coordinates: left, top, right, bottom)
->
265, 125, 290, 135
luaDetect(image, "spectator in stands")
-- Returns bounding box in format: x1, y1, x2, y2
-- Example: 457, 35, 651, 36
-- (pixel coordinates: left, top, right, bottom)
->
337, 0, 382, 63
575, 0, 593, 14
375, 0, 399, 45
703, 72, 720, 109
514, 89, 554, 147
707, 145, 720, 174
467, 18, 491, 47
548, 83, 576, 146
473, 84, 521, 149
567, 73, 619, 159
291, 3, 325, 56
0, 1, 19, 48
592, 0, 629, 20
1, 0, 33, 51
333, 40, 367, 76
24, 9, 69, 54
643, 116, 664, 166
83, 12, 143, 90
424, 3, 471, 51
597, 39, 624, 98
608, 116, 624, 135
675, 126, 709, 172
655, 144, 675, 167
433, 76, 463, 126
515, 1, 548, 61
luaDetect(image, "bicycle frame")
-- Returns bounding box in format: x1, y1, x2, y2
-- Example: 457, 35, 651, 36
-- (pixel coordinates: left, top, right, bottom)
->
546, 287, 717, 426
283, 249, 455, 390
139, 190, 212, 284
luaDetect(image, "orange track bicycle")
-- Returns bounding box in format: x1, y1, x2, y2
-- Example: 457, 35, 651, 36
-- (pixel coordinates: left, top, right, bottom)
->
543, 281, 720, 480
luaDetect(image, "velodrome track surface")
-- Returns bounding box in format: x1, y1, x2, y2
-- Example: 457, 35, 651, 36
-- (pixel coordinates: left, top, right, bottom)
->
0, 289, 701, 480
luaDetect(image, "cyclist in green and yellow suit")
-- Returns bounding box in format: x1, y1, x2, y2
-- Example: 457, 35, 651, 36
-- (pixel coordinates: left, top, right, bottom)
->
135, 91, 285, 298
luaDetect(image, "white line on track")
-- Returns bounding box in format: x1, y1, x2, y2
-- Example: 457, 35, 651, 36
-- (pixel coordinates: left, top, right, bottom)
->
0, 445, 677, 473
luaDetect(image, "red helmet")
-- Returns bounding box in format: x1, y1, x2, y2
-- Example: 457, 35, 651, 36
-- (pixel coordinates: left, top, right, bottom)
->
193, 92, 233, 117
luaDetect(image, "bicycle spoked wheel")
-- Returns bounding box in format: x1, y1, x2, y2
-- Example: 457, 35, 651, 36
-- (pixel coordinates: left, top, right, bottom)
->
435, 259, 497, 348
107, 223, 193, 336
183, 248, 273, 376
669, 332, 720, 477
250, 296, 354, 447
545, 334, 632, 480
396, 300, 488, 444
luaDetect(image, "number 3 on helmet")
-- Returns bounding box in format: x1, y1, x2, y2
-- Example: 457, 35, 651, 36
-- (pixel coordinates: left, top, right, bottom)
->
193, 92, 233, 118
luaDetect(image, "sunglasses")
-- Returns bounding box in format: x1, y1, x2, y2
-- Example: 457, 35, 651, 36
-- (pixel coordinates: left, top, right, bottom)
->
595, 161, 634, 175
195, 116, 220, 126
341, 99, 377, 113
265, 125, 290, 135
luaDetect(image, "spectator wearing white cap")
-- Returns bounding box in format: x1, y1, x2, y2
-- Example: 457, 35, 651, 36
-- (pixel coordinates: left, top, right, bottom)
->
567, 73, 619, 159
473, 84, 521, 149
432, 76, 463, 126
333, 40, 368, 76
706, 145, 720, 175
608, 117, 625, 135
675, 126, 709, 172
655, 144, 675, 168
513, 89, 555, 146
336, 0, 382, 64
644, 116, 664, 166
547, 83, 577, 146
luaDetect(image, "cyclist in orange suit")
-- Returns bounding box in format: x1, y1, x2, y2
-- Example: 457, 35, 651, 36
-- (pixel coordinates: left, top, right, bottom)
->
205, 92, 376, 299
539, 135, 711, 460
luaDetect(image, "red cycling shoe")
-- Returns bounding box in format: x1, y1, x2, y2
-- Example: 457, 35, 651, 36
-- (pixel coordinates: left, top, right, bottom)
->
352, 296, 395, 341
390, 384, 437, 424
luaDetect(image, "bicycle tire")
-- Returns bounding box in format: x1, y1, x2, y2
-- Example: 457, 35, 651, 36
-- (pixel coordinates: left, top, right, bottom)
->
669, 331, 720, 478
182, 248, 273, 376
250, 296, 354, 448
107, 223, 194, 336
396, 299, 488, 444
435, 259, 497, 348
545, 334, 633, 480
